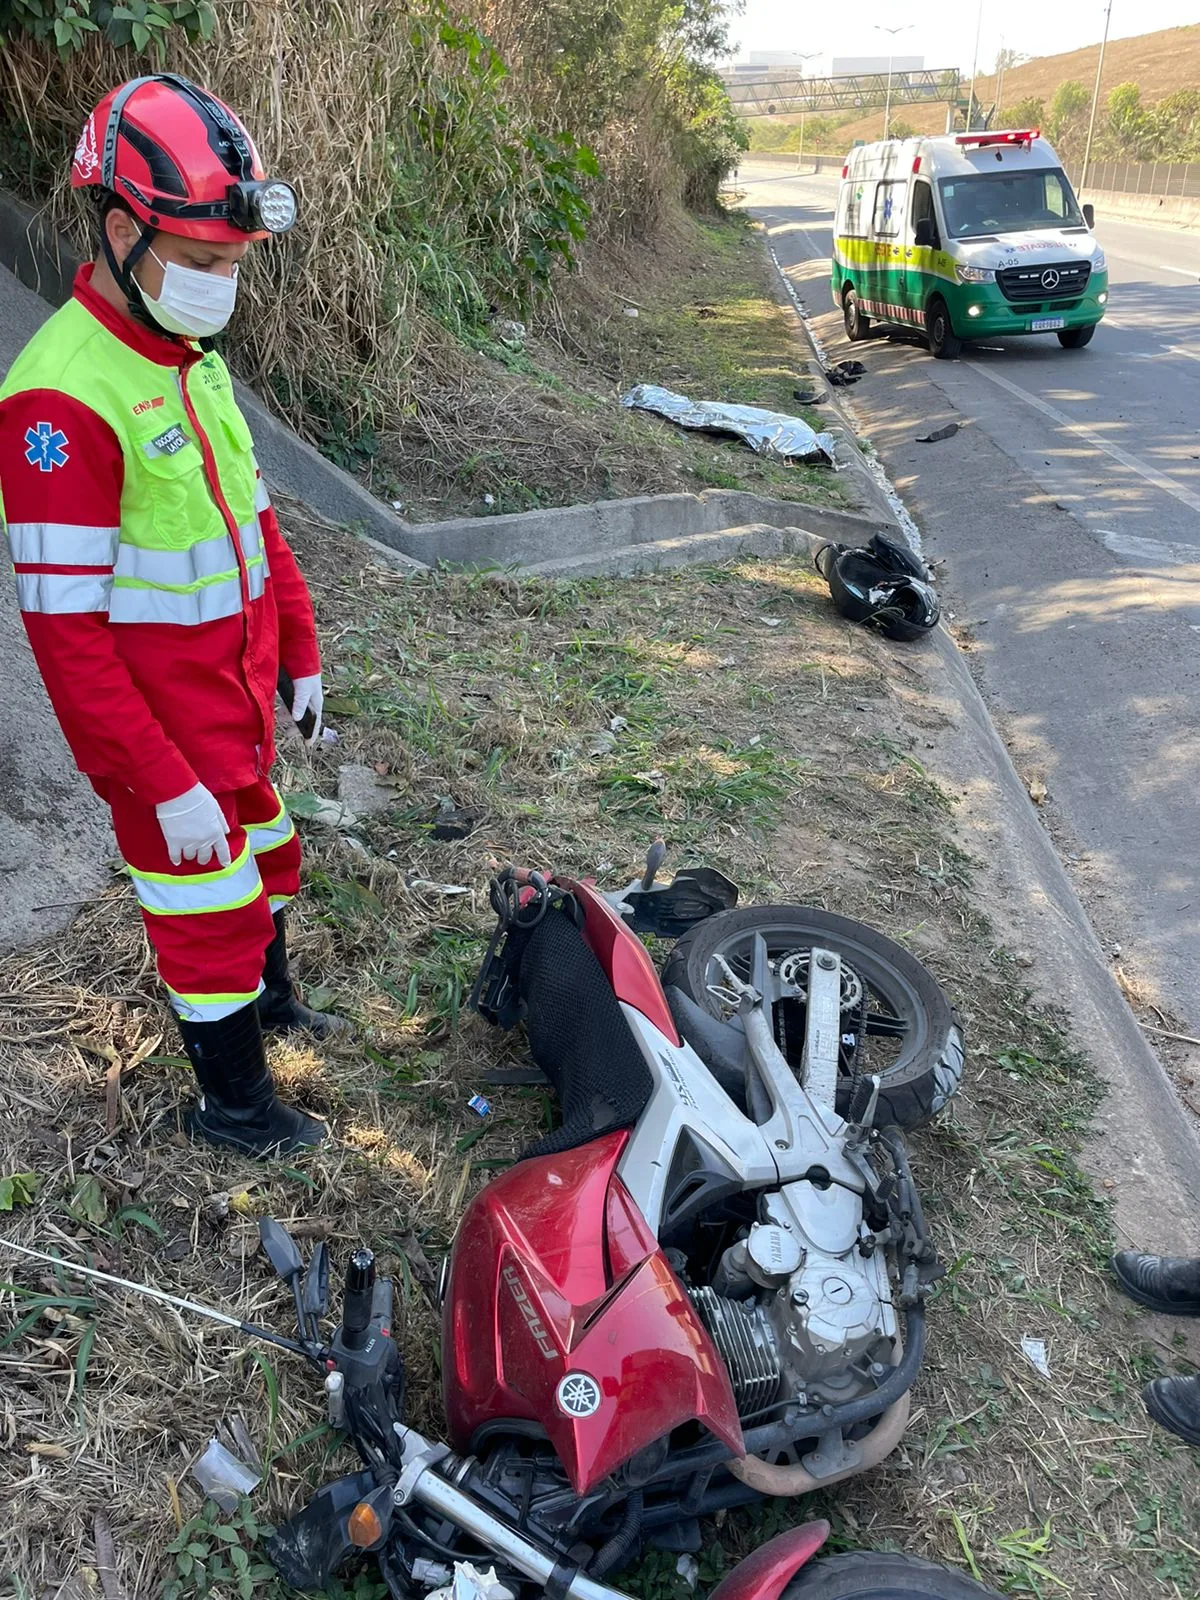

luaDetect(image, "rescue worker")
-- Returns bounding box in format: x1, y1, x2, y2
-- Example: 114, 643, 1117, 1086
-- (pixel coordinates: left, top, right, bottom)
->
0, 75, 345, 1157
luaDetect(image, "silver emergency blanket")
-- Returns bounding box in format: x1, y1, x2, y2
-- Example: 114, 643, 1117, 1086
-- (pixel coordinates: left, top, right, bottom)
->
621, 384, 837, 466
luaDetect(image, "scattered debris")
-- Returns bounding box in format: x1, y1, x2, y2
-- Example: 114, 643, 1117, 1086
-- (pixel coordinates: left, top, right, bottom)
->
406, 875, 472, 897
623, 306, 640, 318
609, 715, 628, 733
428, 1563, 515, 1600
792, 386, 825, 405
489, 317, 526, 349
916, 423, 959, 444
760, 617, 783, 628
824, 359, 866, 387
676, 1556, 701, 1588
468, 1094, 491, 1117
284, 792, 359, 828
431, 799, 483, 841
620, 385, 837, 465
191, 1435, 261, 1512
588, 730, 618, 756
1020, 1336, 1052, 1380
1028, 777, 1048, 806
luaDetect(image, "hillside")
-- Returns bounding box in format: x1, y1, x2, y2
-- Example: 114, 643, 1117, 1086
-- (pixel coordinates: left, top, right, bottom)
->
760, 24, 1200, 150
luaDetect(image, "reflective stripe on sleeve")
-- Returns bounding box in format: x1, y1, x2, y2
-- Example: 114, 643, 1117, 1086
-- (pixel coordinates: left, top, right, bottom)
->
5, 522, 120, 567
127, 841, 263, 916
167, 982, 265, 1022
15, 570, 112, 614
268, 893, 295, 914
247, 792, 296, 856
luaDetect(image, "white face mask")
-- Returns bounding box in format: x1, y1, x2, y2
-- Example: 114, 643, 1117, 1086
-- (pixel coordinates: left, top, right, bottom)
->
134, 239, 239, 338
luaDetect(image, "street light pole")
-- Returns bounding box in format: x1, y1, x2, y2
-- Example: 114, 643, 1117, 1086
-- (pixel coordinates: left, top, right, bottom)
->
967, 0, 984, 130
1080, 0, 1113, 197
791, 51, 820, 172
874, 25, 913, 138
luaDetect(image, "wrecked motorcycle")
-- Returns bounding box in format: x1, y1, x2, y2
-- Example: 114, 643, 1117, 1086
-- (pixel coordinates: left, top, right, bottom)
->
259, 853, 973, 1596
5, 855, 981, 1599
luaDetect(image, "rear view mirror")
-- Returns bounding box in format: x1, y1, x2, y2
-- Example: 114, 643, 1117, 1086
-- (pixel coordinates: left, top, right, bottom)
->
1082, 202, 1095, 229
260, 1217, 304, 1283
913, 218, 936, 248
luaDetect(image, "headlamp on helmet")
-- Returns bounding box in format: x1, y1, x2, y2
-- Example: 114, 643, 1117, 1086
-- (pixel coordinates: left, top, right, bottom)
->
228, 178, 298, 235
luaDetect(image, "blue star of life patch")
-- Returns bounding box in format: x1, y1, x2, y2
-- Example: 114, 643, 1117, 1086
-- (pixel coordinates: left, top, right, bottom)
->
24, 421, 70, 473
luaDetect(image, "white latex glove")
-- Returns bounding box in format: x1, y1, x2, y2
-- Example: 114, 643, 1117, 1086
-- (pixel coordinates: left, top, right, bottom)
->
155, 782, 232, 868
290, 673, 324, 743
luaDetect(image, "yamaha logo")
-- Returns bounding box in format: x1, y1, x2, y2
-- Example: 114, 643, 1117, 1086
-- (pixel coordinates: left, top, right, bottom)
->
1041, 268, 1061, 290
556, 1371, 602, 1418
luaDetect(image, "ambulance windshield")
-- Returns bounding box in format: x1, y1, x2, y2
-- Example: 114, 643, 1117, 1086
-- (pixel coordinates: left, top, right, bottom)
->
937, 168, 1084, 239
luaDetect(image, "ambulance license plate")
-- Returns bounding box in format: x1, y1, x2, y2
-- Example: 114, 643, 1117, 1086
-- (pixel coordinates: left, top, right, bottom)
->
1031, 316, 1066, 331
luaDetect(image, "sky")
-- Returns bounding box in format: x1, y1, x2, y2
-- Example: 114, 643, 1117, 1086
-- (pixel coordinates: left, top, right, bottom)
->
724, 1, 1200, 77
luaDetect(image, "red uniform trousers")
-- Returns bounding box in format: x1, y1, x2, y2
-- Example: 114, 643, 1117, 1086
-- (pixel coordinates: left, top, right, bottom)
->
99, 774, 301, 1022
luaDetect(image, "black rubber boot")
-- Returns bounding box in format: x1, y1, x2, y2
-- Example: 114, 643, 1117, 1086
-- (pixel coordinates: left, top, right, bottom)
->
178, 1001, 327, 1157
1144, 1375, 1200, 1447
257, 911, 352, 1040
1112, 1252, 1200, 1317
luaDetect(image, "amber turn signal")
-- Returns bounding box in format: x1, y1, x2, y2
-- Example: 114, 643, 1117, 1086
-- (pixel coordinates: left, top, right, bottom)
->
348, 1501, 384, 1547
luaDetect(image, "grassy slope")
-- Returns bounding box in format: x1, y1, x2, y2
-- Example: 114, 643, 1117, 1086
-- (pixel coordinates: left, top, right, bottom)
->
750, 24, 1200, 151
372, 212, 851, 521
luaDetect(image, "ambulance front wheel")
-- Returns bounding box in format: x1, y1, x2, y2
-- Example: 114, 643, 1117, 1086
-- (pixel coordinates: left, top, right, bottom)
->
1057, 324, 1096, 348
925, 297, 962, 360
843, 287, 871, 343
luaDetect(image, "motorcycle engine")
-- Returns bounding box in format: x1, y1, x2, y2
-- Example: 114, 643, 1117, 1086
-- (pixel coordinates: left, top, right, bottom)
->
691, 1179, 897, 1411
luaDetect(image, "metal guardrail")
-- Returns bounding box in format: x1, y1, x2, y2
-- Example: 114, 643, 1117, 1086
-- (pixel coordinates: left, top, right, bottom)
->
1068, 160, 1200, 199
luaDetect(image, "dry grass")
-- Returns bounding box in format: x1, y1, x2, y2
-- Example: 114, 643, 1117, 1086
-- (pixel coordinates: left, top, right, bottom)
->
3, 521, 1199, 1599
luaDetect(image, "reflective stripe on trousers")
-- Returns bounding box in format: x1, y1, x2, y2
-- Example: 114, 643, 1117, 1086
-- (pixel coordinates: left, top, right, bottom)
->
167, 981, 265, 1023
246, 788, 296, 856
127, 841, 263, 916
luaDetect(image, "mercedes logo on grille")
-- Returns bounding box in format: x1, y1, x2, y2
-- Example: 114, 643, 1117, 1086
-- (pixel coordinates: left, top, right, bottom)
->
1041, 268, 1061, 290
556, 1371, 602, 1418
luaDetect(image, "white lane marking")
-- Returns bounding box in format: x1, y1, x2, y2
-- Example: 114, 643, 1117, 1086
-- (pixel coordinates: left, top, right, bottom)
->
1106, 256, 1197, 279
965, 360, 1200, 518
1099, 530, 1200, 567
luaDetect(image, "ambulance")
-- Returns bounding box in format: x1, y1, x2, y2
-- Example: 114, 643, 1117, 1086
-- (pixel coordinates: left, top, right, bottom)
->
831, 129, 1109, 357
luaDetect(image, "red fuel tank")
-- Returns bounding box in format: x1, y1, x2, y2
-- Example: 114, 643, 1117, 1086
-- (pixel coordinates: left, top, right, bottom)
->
441, 1130, 743, 1494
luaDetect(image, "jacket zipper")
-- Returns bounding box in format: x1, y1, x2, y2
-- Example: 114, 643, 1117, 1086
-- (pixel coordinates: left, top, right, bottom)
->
177, 361, 268, 767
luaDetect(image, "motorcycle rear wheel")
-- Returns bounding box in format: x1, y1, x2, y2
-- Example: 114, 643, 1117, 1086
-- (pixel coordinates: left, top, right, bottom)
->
661, 905, 963, 1129
783, 1551, 1001, 1597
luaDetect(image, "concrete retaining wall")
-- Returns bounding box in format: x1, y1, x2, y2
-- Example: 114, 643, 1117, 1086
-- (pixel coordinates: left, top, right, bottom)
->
1086, 187, 1200, 232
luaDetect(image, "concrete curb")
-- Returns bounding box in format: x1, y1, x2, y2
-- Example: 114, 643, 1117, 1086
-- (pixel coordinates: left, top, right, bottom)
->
753, 224, 1200, 1251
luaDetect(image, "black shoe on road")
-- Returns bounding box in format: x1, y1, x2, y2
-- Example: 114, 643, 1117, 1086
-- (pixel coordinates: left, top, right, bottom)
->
1144, 1375, 1200, 1447
1111, 1252, 1200, 1317
178, 1001, 327, 1158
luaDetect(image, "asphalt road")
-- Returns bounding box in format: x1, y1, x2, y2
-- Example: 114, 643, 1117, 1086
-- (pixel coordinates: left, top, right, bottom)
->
737, 161, 1200, 1031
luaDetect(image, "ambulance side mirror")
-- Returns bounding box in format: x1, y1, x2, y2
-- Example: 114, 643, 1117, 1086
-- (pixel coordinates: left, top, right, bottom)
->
1082, 202, 1095, 229
913, 218, 936, 248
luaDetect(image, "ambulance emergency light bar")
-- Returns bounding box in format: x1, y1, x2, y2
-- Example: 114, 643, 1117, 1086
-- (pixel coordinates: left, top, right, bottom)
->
955, 129, 1040, 149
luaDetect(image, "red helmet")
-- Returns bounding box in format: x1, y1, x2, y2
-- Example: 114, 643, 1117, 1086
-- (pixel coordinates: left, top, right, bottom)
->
72, 75, 297, 242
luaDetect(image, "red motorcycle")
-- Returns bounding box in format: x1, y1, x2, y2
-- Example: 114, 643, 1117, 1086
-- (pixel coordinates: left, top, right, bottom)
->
258, 855, 987, 1599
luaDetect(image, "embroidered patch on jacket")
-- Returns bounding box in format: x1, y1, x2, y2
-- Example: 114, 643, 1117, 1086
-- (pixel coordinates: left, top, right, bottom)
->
24, 422, 69, 472
145, 424, 192, 458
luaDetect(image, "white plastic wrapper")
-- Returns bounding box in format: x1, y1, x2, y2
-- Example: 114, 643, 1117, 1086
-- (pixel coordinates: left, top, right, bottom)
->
621, 384, 837, 465
428, 1563, 516, 1600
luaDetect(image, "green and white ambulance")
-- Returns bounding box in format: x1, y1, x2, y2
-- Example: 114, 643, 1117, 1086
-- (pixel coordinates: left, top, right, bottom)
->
831, 129, 1109, 357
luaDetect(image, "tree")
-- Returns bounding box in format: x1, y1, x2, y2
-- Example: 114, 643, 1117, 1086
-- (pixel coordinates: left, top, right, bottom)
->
994, 47, 1028, 73
1153, 88, 1200, 161
1009, 95, 1045, 129
1047, 79, 1090, 152
1107, 82, 1158, 160
888, 118, 915, 140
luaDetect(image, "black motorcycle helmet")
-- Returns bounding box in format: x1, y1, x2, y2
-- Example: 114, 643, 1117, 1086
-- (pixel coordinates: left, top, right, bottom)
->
814, 533, 940, 642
